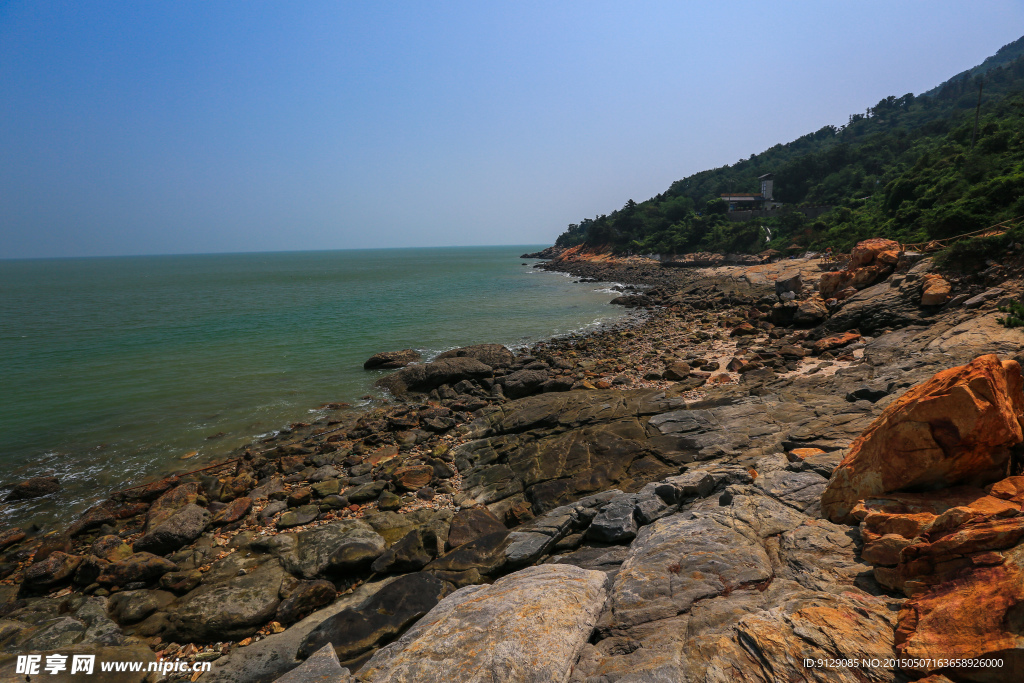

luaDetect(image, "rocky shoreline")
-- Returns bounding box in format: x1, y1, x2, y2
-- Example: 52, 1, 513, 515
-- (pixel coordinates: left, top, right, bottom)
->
2, 240, 1024, 682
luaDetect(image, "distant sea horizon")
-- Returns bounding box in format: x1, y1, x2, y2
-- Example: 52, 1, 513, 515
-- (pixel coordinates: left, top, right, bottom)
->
0, 245, 627, 529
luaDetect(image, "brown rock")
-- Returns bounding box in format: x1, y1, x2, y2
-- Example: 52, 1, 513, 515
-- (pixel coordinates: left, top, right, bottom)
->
811, 332, 861, 355
97, 552, 177, 586
25, 551, 82, 585
662, 361, 690, 381
851, 238, 901, 267
850, 263, 892, 289
146, 482, 200, 530
221, 471, 256, 501
4, 475, 60, 502
212, 496, 252, 525
835, 286, 858, 301
822, 355, 1024, 524
988, 476, 1024, 504
0, 527, 26, 551
90, 535, 134, 562
287, 487, 313, 507
788, 447, 826, 461
819, 271, 853, 299
447, 508, 508, 550
394, 464, 433, 492
894, 554, 1024, 679
920, 273, 952, 307
729, 323, 757, 337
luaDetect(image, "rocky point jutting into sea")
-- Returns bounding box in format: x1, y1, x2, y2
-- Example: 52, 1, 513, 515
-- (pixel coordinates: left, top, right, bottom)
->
2, 238, 1024, 682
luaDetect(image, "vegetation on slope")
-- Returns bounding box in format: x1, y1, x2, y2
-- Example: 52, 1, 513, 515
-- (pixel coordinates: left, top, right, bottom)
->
554, 36, 1024, 257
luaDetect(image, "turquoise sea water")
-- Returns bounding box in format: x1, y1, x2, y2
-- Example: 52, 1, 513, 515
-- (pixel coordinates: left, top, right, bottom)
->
0, 246, 627, 529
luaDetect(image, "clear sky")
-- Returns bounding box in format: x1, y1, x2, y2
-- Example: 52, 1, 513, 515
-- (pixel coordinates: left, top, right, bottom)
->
2, 1, 1022, 258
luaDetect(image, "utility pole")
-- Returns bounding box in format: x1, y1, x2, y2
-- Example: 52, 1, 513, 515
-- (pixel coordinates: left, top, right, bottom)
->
970, 78, 984, 150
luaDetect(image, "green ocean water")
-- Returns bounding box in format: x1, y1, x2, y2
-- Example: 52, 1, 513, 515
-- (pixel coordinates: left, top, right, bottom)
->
0, 246, 628, 529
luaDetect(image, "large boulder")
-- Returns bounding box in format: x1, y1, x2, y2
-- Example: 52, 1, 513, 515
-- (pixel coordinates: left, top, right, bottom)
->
357, 565, 607, 682
819, 270, 854, 299
446, 507, 507, 550
774, 271, 803, 295
501, 369, 550, 399
253, 520, 386, 578
133, 503, 210, 555
97, 552, 176, 587
363, 349, 421, 370
164, 558, 287, 642
920, 273, 952, 307
4, 475, 60, 501
822, 355, 1024, 523
145, 482, 200, 530
436, 343, 514, 368
851, 237, 901, 267
375, 358, 492, 396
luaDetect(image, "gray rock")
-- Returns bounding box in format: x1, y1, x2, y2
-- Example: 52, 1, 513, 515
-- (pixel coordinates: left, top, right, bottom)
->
503, 532, 553, 567
634, 483, 674, 525
204, 578, 397, 683
253, 520, 385, 579
502, 369, 550, 399
272, 643, 351, 683
358, 565, 607, 682
164, 557, 287, 642
586, 494, 639, 543
609, 514, 772, 628
258, 500, 287, 522
277, 505, 320, 529
133, 503, 210, 555
345, 480, 386, 503
364, 349, 421, 370
963, 287, 1004, 308
754, 468, 829, 512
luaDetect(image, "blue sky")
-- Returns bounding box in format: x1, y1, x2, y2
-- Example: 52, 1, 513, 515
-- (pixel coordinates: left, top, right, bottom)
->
1, 1, 1022, 258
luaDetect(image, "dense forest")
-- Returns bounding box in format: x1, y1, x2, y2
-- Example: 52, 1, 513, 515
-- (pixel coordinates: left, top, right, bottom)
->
554, 36, 1024, 256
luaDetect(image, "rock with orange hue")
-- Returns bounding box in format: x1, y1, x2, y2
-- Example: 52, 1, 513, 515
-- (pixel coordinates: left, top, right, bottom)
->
811, 332, 861, 355
987, 475, 1024, 505
394, 464, 434, 491
920, 273, 952, 307
819, 270, 854, 298
893, 544, 1024, 681
854, 486, 1024, 595
876, 248, 901, 266
212, 495, 252, 525
822, 355, 1024, 523
835, 286, 858, 301
851, 238, 901, 267
851, 263, 893, 290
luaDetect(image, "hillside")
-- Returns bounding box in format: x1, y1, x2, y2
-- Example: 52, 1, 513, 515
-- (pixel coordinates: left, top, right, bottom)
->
554, 35, 1024, 258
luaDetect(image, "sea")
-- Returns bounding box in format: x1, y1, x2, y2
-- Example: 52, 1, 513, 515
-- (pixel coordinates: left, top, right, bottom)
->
0, 246, 628, 529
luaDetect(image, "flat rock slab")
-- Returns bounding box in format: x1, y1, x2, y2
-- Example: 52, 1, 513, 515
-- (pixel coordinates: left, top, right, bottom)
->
357, 564, 607, 683
609, 514, 772, 628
